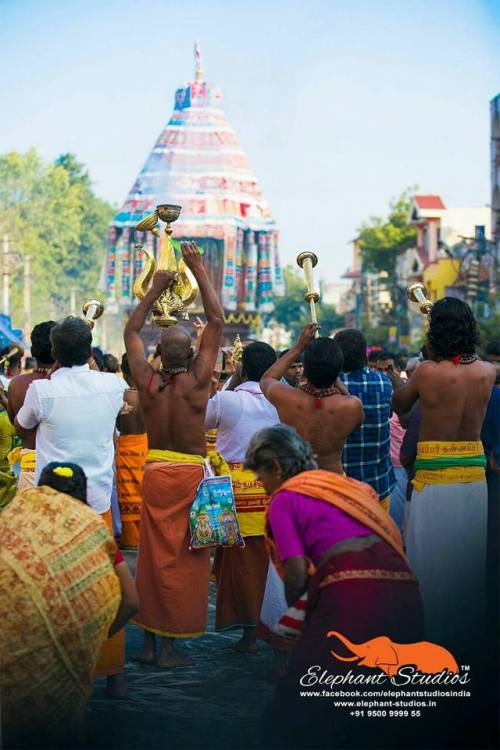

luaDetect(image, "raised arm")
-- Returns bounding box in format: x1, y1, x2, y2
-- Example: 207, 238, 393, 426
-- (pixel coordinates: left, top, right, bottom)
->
123, 270, 177, 391
182, 241, 224, 387
389, 365, 421, 415
260, 323, 318, 406
400, 407, 421, 471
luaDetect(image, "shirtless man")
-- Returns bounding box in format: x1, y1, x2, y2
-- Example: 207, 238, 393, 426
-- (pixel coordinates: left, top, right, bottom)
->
117, 354, 146, 436
6, 321, 56, 488
390, 297, 496, 652
260, 324, 363, 473
124, 241, 223, 668
115, 354, 148, 549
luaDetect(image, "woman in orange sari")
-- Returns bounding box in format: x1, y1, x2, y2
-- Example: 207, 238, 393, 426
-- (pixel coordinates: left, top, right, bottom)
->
245, 426, 424, 749
0, 464, 127, 747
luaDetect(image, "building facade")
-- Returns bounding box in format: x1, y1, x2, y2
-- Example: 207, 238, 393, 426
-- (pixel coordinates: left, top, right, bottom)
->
491, 94, 500, 266
341, 194, 495, 346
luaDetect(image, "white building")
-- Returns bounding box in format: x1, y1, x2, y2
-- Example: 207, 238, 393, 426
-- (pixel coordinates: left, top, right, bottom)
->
320, 281, 351, 313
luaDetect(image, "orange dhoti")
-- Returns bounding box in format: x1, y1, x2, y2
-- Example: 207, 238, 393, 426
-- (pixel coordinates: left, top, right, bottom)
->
214, 463, 270, 631
94, 507, 125, 677
116, 433, 148, 549
133, 452, 210, 638
214, 536, 269, 630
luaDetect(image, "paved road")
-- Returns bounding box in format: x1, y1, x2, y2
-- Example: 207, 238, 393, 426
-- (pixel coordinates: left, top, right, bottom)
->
85, 553, 276, 750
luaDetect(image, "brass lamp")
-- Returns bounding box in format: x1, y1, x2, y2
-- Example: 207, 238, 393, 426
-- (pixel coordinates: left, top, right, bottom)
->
133, 204, 198, 327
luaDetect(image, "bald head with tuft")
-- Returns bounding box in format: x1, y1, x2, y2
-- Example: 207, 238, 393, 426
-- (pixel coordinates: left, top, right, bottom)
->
160, 325, 193, 370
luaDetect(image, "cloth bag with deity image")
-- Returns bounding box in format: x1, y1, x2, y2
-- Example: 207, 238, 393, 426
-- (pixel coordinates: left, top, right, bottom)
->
189, 464, 244, 550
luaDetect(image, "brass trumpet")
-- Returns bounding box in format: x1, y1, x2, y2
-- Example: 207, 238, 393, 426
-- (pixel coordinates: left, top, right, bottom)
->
0, 343, 24, 368
82, 299, 105, 329
133, 204, 198, 327
297, 251, 320, 338
407, 283, 433, 315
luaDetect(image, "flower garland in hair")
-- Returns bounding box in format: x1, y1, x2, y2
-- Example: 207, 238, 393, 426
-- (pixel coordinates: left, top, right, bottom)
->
53, 466, 74, 478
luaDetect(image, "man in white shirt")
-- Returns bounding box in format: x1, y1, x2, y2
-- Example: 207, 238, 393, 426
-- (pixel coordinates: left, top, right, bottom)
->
205, 342, 279, 653
15, 317, 125, 516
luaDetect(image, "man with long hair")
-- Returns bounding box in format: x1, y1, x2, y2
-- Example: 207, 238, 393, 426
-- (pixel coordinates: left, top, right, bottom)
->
390, 298, 495, 655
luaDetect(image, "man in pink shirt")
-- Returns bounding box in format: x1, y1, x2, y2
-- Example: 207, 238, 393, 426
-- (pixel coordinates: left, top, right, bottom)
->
389, 412, 406, 529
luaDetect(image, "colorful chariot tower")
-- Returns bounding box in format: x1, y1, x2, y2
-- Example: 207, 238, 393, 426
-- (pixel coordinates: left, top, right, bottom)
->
105, 46, 283, 334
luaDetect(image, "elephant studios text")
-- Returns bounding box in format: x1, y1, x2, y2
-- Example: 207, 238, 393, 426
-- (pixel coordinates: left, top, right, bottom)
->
300, 666, 472, 688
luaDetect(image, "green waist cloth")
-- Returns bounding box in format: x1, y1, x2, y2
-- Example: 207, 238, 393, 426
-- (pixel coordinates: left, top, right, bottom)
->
414, 455, 486, 470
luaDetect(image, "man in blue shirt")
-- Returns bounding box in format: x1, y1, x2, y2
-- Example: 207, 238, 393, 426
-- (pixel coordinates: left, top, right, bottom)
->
334, 329, 395, 510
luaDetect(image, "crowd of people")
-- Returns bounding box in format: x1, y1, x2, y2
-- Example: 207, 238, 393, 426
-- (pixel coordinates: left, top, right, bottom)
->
0, 240, 498, 749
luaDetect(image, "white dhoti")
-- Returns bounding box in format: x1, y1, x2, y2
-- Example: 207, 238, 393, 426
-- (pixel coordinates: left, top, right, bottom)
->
407, 480, 487, 652
258, 561, 297, 652
390, 466, 407, 530
260, 561, 288, 635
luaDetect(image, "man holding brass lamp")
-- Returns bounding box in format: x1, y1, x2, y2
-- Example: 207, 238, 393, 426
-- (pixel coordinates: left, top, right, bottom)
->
124, 241, 224, 668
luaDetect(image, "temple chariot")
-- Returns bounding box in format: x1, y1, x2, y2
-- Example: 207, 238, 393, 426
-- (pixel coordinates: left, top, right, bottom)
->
104, 47, 283, 343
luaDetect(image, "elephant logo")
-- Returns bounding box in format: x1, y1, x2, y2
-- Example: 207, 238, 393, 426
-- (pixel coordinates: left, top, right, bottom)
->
327, 631, 459, 677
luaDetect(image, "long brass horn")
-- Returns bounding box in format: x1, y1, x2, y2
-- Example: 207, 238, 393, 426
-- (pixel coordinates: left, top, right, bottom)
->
82, 299, 105, 329
296, 251, 320, 338
0, 344, 24, 368
407, 282, 433, 315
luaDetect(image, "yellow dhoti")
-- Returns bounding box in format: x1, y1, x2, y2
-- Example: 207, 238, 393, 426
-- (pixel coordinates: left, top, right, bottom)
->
8, 446, 36, 490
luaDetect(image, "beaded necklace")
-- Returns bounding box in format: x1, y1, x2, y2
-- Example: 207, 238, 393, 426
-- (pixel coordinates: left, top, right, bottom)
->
448, 354, 478, 366
145, 366, 188, 395
301, 383, 341, 409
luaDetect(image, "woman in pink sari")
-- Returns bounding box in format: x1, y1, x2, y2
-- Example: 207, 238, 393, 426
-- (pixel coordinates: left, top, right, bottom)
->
246, 425, 424, 749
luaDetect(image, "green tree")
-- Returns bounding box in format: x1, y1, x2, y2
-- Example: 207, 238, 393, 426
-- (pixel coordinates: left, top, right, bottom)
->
0, 149, 113, 327
358, 187, 418, 275
271, 265, 345, 340
477, 311, 500, 348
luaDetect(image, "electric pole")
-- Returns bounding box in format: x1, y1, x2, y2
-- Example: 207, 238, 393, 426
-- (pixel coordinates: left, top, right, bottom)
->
2, 235, 10, 316
70, 287, 77, 316
23, 255, 31, 342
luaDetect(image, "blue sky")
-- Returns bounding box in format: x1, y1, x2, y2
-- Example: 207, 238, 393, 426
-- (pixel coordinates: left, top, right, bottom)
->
1, 0, 498, 281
